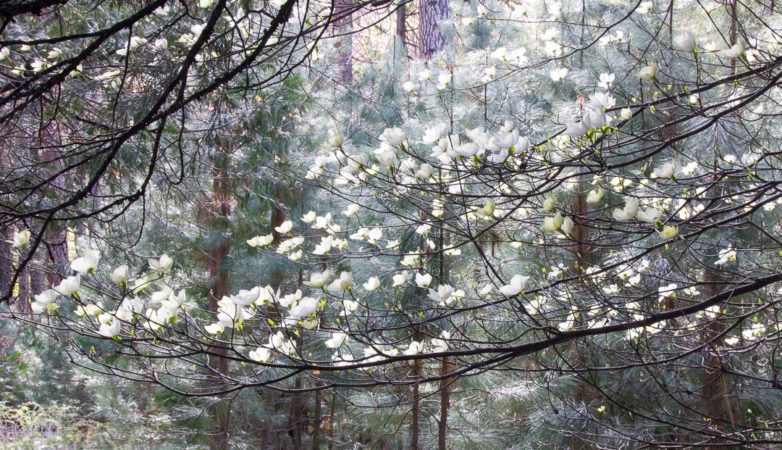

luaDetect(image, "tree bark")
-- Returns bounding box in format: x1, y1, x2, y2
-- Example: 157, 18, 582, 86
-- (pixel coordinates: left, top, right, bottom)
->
410, 359, 421, 449
418, 0, 450, 60
334, 0, 353, 84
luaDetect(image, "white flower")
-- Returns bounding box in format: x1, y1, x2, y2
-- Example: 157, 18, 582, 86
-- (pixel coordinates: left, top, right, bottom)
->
287, 296, 319, 321
431, 338, 448, 353
564, 120, 588, 138
415, 273, 433, 288
636, 62, 657, 80
652, 161, 676, 179
99, 317, 121, 338
561, 216, 574, 235
674, 31, 696, 52
660, 225, 678, 239
718, 41, 745, 59
392, 271, 410, 287
85, 303, 103, 316
247, 234, 274, 247
55, 275, 80, 296
428, 284, 463, 306
715, 247, 736, 265
149, 254, 173, 273
154, 38, 168, 51
71, 249, 100, 274
542, 197, 555, 211
304, 270, 331, 288
199, 0, 213, 8
325, 332, 348, 349
620, 107, 633, 121
328, 271, 352, 292
363, 277, 380, 291
403, 341, 424, 356
742, 322, 765, 340
402, 80, 415, 92
249, 347, 271, 362
274, 220, 293, 234
12, 230, 30, 248
636, 1, 653, 13
549, 66, 568, 82
0, 47, 8, 61
328, 133, 344, 148
613, 198, 639, 221
205, 322, 225, 334
499, 274, 529, 297
636, 207, 662, 224
301, 210, 317, 223
436, 72, 451, 89
597, 72, 615, 89
34, 289, 58, 306
586, 186, 605, 204
543, 212, 563, 232
109, 265, 129, 285
379, 127, 406, 147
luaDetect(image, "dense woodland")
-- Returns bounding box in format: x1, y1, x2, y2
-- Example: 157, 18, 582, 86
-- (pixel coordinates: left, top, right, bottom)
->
2, 0, 782, 448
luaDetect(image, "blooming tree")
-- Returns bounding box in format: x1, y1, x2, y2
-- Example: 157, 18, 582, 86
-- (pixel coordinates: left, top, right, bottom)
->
4, 0, 782, 447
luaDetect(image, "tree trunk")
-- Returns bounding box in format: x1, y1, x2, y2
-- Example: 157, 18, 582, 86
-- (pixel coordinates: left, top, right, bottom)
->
312, 388, 322, 449
410, 359, 421, 449
334, 0, 353, 84
438, 358, 451, 450
198, 135, 234, 450
418, 0, 450, 60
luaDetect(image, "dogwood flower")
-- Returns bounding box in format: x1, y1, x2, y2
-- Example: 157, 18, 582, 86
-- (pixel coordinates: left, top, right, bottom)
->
304, 270, 331, 288
249, 347, 271, 362
549, 66, 568, 81
613, 198, 639, 221
561, 216, 574, 235
715, 247, 736, 265
428, 284, 462, 306
247, 234, 274, 247
363, 276, 380, 291
274, 220, 293, 234
636, 62, 657, 80
543, 212, 563, 232
718, 41, 745, 58
403, 341, 424, 356
109, 265, 129, 285
325, 332, 348, 349
392, 271, 410, 287
500, 274, 529, 297
287, 296, 319, 321
301, 210, 317, 223
12, 230, 30, 248
598, 72, 615, 88
586, 186, 605, 204
328, 271, 352, 292
379, 127, 406, 146
71, 249, 100, 274
415, 273, 433, 288
34, 289, 58, 306
99, 317, 121, 338
652, 161, 675, 179
149, 254, 173, 273
55, 275, 80, 296
674, 31, 696, 52
636, 207, 662, 224
660, 225, 679, 239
